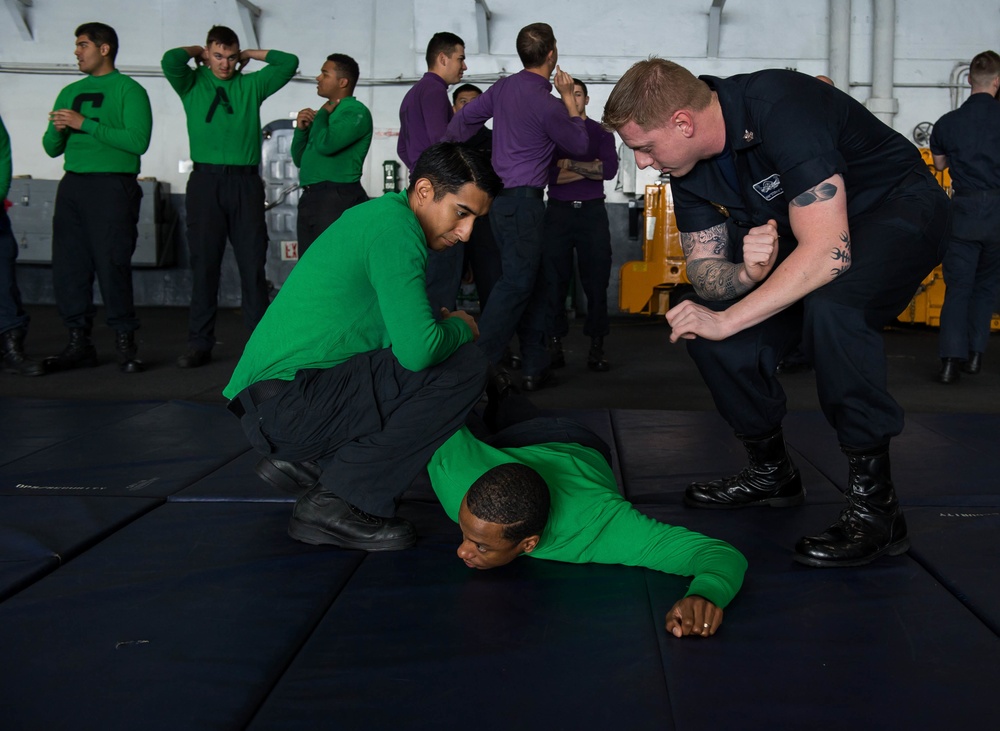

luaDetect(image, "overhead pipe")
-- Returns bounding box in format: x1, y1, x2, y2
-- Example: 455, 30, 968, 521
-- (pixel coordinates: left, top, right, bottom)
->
828, 0, 850, 91
867, 0, 898, 125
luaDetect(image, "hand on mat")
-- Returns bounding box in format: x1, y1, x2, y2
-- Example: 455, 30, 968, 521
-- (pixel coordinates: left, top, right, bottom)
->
665, 595, 723, 638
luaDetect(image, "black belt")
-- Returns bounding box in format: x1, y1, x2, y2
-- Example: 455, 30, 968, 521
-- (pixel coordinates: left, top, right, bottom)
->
301, 180, 364, 192
193, 163, 259, 175
499, 186, 545, 199
226, 378, 290, 419
548, 197, 605, 209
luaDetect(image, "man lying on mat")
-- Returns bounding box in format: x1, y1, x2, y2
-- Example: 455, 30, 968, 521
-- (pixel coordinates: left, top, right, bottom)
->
426, 413, 747, 639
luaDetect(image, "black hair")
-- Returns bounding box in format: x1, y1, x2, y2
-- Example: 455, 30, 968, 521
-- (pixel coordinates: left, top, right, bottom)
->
516, 22, 556, 69
425, 32, 465, 70
206, 25, 240, 49
408, 142, 502, 201
327, 53, 361, 93
573, 78, 588, 98
75, 22, 118, 62
467, 463, 550, 543
452, 83, 483, 105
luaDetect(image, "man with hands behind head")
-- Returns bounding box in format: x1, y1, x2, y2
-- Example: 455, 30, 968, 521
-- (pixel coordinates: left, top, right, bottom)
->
162, 26, 298, 369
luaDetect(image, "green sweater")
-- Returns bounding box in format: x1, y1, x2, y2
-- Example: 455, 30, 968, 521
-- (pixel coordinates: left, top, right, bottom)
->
429, 426, 748, 608
224, 190, 472, 398
292, 96, 373, 185
1, 115, 11, 200
161, 48, 299, 166
41, 70, 152, 173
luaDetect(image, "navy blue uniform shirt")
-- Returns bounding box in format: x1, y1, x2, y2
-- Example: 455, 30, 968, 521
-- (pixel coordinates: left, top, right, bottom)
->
930, 92, 1000, 194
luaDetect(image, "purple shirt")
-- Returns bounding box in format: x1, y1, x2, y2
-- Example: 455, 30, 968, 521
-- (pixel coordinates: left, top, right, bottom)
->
445, 69, 588, 188
547, 117, 619, 202
398, 72, 452, 170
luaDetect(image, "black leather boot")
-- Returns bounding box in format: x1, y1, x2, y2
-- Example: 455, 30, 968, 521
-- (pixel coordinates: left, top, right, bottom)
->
937, 357, 961, 384
795, 446, 909, 567
115, 331, 145, 373
685, 427, 804, 509
962, 351, 982, 375
288, 485, 417, 551
549, 336, 566, 369
587, 336, 609, 372
1, 328, 44, 377
254, 457, 322, 496
45, 327, 98, 371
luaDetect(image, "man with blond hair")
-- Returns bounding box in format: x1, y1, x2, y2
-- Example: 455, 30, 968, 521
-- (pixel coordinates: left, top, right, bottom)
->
604, 58, 950, 568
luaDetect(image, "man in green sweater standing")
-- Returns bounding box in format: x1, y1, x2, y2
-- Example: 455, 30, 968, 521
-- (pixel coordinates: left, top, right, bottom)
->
42, 22, 151, 374
292, 53, 372, 256
162, 26, 298, 369
225, 143, 502, 551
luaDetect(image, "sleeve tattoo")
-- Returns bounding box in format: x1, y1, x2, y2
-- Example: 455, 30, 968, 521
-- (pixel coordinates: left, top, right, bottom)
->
681, 223, 753, 301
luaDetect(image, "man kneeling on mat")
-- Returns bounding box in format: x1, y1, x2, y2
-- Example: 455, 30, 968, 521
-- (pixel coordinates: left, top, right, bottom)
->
426, 415, 747, 638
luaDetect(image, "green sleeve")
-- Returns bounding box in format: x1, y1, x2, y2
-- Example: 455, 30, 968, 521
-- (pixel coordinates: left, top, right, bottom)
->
290, 125, 308, 168
255, 49, 299, 99
41, 87, 71, 158
585, 505, 748, 608
365, 231, 471, 371
0, 116, 11, 200
161, 47, 197, 96
310, 103, 372, 156
79, 80, 152, 156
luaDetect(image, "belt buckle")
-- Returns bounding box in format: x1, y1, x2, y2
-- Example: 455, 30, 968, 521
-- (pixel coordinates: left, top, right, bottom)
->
572, 200, 583, 209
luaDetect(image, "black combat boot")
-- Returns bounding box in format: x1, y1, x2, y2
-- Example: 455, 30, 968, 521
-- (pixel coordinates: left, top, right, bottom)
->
794, 445, 910, 567
685, 427, 804, 509
45, 327, 98, 371
254, 457, 322, 496
288, 485, 417, 551
1, 328, 44, 376
962, 351, 983, 375
937, 357, 961, 384
115, 331, 145, 373
587, 336, 609, 372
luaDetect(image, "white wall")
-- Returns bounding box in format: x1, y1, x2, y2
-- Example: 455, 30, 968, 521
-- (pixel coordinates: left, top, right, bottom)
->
2, 0, 999, 196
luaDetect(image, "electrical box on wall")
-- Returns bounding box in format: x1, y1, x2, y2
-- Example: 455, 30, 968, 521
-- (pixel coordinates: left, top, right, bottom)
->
7, 177, 174, 267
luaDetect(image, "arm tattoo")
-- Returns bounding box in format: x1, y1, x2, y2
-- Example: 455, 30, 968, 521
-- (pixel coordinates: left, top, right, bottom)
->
680, 223, 729, 258
565, 159, 604, 179
830, 230, 851, 277
790, 182, 838, 208
686, 259, 753, 301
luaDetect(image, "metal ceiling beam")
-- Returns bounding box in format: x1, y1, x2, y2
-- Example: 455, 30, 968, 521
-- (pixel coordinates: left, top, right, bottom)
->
5, 0, 33, 41
708, 0, 726, 58
235, 0, 261, 49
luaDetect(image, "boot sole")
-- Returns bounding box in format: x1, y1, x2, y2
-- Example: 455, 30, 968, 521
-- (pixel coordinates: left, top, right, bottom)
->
792, 536, 911, 568
287, 517, 416, 552
254, 458, 315, 497
684, 492, 805, 510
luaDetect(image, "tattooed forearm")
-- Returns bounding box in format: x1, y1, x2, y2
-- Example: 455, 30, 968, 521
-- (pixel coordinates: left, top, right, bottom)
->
686, 258, 754, 301
680, 223, 730, 258
790, 182, 838, 208
830, 230, 851, 277
565, 159, 604, 179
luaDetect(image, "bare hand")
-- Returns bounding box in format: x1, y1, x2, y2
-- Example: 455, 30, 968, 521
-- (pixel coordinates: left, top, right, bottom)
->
442, 308, 480, 340
238, 50, 253, 72
665, 299, 732, 343
665, 595, 723, 638
49, 109, 85, 131
296, 108, 316, 129
742, 218, 779, 284
553, 65, 575, 96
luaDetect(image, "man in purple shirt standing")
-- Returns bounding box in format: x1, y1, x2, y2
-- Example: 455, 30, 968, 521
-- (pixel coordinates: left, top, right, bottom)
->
544, 78, 619, 374
398, 32, 468, 316
445, 22, 588, 391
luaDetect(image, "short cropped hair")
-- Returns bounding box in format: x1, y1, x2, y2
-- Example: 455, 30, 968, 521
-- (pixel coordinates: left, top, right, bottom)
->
206, 25, 240, 49
467, 463, 550, 543
573, 78, 588, 98
409, 142, 503, 201
426, 31, 465, 70
969, 51, 1000, 88
327, 53, 361, 93
516, 23, 556, 69
452, 83, 483, 105
603, 57, 713, 132
75, 22, 118, 62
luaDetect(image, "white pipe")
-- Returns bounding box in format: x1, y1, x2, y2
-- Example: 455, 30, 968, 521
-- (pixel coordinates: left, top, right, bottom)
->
829, 0, 850, 91
867, 0, 898, 125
